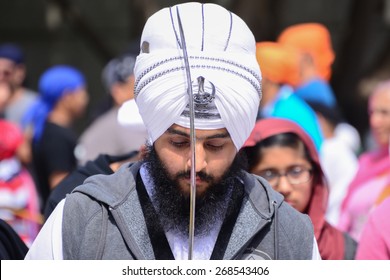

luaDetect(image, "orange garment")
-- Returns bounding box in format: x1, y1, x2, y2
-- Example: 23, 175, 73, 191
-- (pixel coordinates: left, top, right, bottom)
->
256, 42, 301, 88
277, 23, 335, 81
375, 186, 390, 206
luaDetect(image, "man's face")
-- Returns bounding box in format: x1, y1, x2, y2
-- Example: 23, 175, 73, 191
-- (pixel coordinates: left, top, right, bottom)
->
143, 125, 245, 235
153, 124, 237, 197
63, 87, 89, 119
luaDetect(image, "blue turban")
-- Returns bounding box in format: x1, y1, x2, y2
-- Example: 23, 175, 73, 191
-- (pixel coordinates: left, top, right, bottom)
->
22, 65, 85, 143
294, 78, 337, 109
0, 43, 24, 64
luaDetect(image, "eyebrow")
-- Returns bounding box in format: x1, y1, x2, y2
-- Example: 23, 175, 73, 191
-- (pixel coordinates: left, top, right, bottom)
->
167, 127, 230, 140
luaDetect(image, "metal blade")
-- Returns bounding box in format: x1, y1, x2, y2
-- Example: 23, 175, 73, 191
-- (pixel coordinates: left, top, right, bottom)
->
176, 6, 196, 260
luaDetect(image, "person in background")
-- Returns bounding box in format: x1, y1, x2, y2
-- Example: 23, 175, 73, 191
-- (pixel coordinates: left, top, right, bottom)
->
277, 22, 361, 153
339, 80, 390, 241
0, 43, 38, 126
255, 41, 323, 151
355, 196, 390, 260
241, 118, 357, 259
76, 54, 147, 165
0, 43, 39, 167
43, 150, 139, 220
277, 23, 361, 225
0, 218, 28, 260
308, 101, 358, 226
0, 120, 40, 246
25, 2, 319, 260
22, 65, 89, 213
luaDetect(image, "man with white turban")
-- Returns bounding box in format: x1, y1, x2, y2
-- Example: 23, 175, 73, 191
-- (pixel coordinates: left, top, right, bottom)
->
25, 2, 319, 260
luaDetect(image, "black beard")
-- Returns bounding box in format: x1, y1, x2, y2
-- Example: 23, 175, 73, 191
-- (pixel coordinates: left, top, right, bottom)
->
142, 143, 246, 237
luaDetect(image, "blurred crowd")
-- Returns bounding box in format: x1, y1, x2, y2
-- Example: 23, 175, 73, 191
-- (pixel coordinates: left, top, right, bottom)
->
0, 21, 389, 260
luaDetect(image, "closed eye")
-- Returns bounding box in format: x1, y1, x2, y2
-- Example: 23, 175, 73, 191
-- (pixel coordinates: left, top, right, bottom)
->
206, 143, 224, 151
170, 139, 190, 148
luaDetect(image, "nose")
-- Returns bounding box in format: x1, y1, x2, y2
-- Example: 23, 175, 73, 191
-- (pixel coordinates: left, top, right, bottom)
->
187, 143, 207, 173
275, 175, 293, 196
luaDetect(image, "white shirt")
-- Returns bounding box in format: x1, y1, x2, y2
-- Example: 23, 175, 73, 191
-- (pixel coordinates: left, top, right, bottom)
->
320, 132, 358, 226
25, 199, 64, 260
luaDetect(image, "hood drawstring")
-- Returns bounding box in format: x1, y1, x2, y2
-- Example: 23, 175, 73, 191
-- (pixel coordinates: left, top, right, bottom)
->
272, 200, 279, 260
95, 204, 109, 259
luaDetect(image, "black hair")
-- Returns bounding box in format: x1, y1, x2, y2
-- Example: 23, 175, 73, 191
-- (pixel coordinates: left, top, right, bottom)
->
307, 101, 344, 127
241, 132, 321, 184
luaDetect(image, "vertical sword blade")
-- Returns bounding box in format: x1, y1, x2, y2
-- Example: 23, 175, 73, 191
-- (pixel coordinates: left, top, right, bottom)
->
176, 7, 196, 260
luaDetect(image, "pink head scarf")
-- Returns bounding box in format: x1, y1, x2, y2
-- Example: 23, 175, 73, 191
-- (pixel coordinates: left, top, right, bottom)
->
243, 117, 346, 259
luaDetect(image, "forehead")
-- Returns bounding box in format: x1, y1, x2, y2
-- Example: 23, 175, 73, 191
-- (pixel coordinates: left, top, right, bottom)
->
259, 145, 309, 165
167, 124, 230, 139
371, 87, 390, 102
0, 58, 15, 69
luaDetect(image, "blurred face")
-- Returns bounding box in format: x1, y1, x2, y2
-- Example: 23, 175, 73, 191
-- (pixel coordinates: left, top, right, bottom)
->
153, 124, 237, 196
12, 64, 26, 87
112, 75, 135, 106
250, 145, 313, 213
0, 58, 15, 83
369, 87, 390, 147
65, 87, 89, 118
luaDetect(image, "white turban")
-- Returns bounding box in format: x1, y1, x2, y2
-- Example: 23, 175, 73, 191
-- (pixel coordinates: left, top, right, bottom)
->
134, 2, 262, 150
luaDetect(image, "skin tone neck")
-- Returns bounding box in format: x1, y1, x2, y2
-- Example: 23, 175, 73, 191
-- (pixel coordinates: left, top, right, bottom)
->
48, 105, 73, 127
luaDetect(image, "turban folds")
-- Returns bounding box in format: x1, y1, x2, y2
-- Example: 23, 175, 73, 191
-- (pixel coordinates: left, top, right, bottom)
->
134, 3, 262, 150
277, 23, 335, 81
256, 41, 301, 88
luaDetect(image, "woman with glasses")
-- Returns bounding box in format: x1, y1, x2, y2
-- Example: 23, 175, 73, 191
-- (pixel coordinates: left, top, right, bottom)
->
240, 117, 357, 259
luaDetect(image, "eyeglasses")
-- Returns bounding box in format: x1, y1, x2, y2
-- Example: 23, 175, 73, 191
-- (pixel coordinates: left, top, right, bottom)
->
257, 166, 312, 187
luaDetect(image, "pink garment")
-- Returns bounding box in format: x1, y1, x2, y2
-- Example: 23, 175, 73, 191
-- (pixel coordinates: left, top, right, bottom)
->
338, 148, 390, 241
356, 197, 390, 259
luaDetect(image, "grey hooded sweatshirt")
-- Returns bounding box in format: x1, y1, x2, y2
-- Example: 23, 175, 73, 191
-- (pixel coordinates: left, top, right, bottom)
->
62, 162, 314, 260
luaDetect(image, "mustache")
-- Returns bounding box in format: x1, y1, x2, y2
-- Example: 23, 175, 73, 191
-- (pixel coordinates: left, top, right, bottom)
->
175, 171, 214, 182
